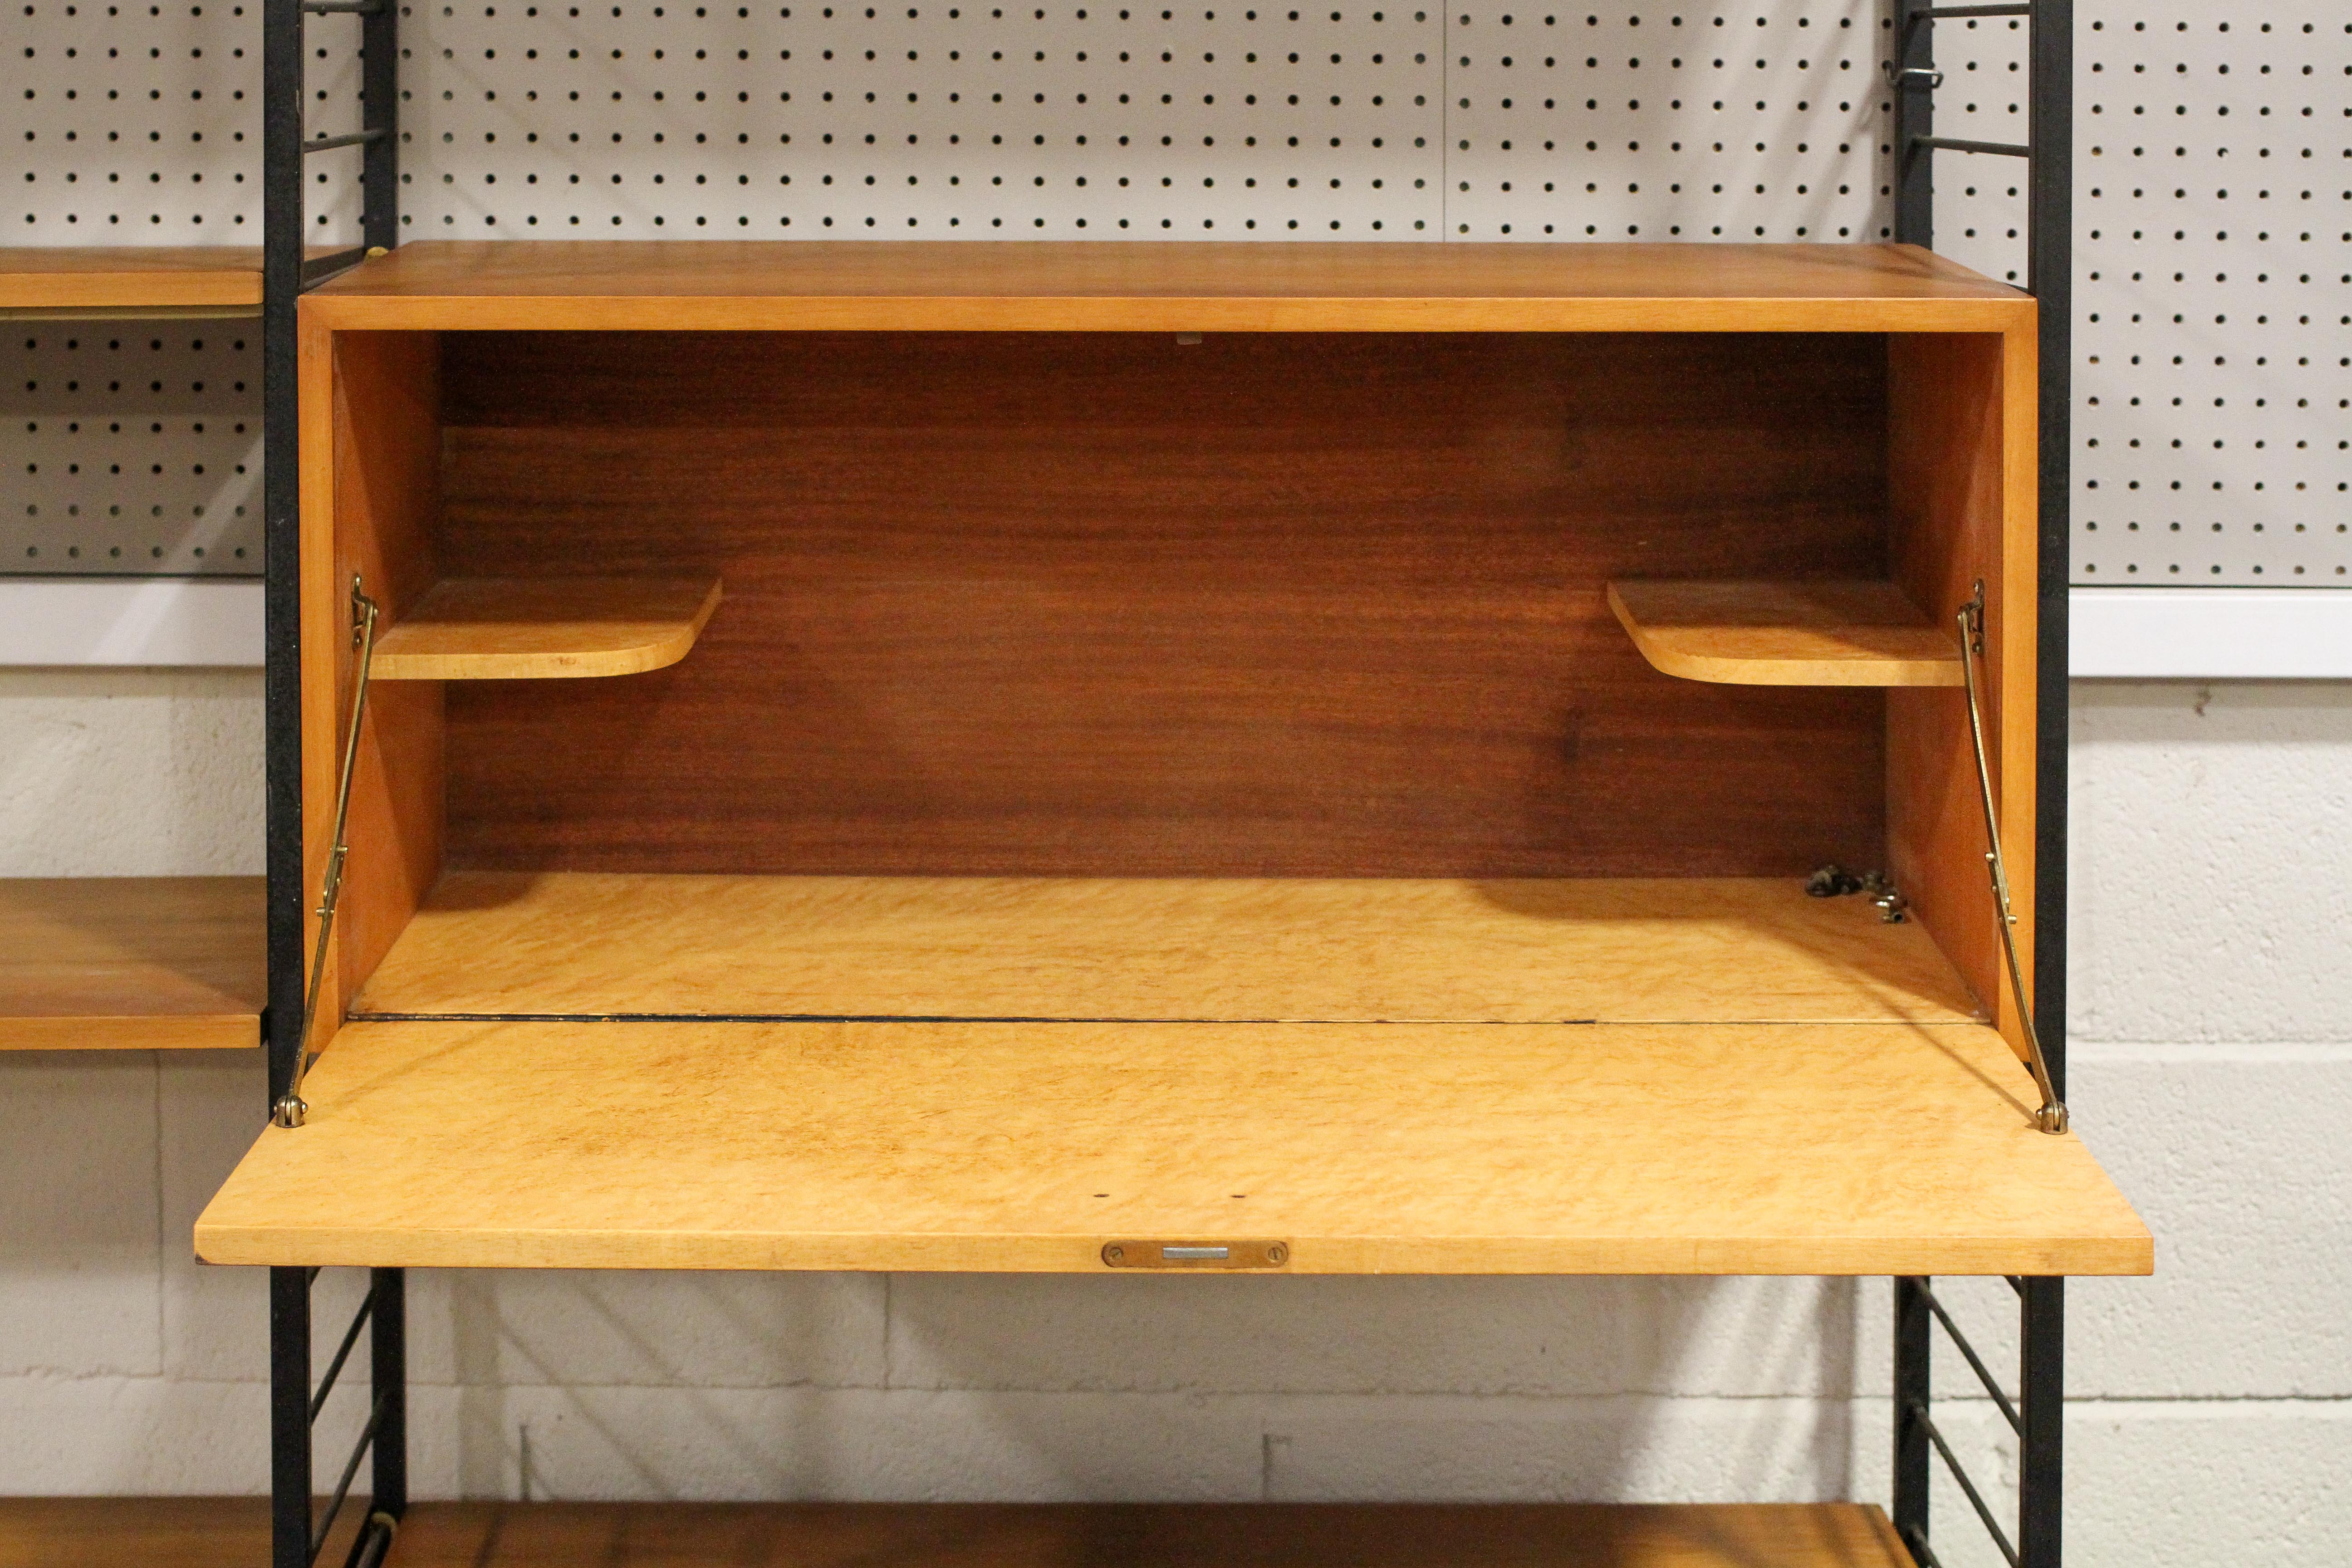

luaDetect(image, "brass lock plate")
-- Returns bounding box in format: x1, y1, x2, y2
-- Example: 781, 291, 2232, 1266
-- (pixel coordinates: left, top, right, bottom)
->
1100, 1239, 1290, 1270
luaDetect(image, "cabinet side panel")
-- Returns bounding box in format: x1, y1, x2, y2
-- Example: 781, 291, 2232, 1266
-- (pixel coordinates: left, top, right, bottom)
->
1886, 330, 2035, 1048
436, 330, 1891, 879
319, 330, 446, 1041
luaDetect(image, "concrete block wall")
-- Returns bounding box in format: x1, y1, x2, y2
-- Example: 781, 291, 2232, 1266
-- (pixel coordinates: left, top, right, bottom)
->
2, 666, 2347, 1564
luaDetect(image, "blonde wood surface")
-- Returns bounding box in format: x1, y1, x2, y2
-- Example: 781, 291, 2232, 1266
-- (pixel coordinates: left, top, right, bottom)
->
353, 872, 1986, 1025
0, 247, 262, 312
302, 241, 2033, 333
1606, 581, 1964, 687
193, 1014, 2151, 1274
369, 1502, 1918, 1568
372, 576, 723, 680
0, 1497, 369, 1568
1885, 329, 2037, 1053
0, 878, 262, 1050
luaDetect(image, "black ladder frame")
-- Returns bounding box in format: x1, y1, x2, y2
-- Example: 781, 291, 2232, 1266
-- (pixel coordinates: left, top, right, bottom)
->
261, 0, 403, 1558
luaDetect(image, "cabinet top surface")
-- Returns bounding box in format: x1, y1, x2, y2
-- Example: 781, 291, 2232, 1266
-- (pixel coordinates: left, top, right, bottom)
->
299, 241, 2033, 331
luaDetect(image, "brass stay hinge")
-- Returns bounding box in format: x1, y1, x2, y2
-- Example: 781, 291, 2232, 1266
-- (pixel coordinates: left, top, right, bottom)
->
1959, 582, 2069, 1136
272, 576, 381, 1130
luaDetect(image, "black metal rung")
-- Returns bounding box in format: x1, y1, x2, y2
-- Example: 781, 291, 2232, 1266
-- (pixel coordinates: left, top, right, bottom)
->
1900, 1524, 1950, 1568
1910, 1402, 2022, 1568
1911, 2, 2030, 18
309, 1392, 386, 1563
303, 127, 388, 154
1920, 1284, 2024, 1436
1914, 136, 2031, 158
302, 0, 386, 10
309, 1284, 376, 1424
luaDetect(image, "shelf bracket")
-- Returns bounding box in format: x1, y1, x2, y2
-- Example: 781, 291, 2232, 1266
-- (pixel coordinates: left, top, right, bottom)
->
1959, 583, 2068, 1135
273, 577, 379, 1130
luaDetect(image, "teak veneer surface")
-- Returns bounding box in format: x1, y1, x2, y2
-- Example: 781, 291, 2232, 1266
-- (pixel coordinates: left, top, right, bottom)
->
353, 872, 1985, 1025
193, 1014, 2152, 1274
0, 1498, 370, 1568
0, 877, 263, 1049
0, 247, 263, 311
435, 328, 1892, 879
302, 240, 2030, 333
371, 575, 723, 680
367, 1502, 1919, 1568
1607, 581, 1965, 687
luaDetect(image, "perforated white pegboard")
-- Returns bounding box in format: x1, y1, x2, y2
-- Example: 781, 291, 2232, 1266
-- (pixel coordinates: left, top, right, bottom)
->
2068, 6, 2352, 584
3, 324, 262, 570
5, 0, 274, 573
7, 1, 2349, 585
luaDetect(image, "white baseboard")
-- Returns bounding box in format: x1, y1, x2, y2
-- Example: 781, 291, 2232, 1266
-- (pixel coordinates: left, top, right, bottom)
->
2070, 588, 2352, 680
0, 578, 264, 666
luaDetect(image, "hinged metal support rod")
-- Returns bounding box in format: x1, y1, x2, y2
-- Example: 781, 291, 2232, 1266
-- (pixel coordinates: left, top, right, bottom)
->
1914, 136, 2031, 158
272, 578, 378, 1129
1959, 584, 2069, 1135
311, 1390, 386, 1560
309, 1282, 375, 1422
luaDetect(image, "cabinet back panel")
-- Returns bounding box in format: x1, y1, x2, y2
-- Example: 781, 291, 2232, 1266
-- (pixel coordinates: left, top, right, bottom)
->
438, 331, 1886, 877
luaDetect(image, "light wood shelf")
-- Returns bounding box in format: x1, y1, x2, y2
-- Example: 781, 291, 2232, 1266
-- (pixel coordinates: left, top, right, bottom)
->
0, 1499, 1916, 1568
372, 576, 722, 680
299, 240, 2034, 333
193, 1007, 2150, 1274
1608, 581, 1966, 688
0, 247, 263, 317
354, 872, 1985, 1026
0, 877, 264, 1050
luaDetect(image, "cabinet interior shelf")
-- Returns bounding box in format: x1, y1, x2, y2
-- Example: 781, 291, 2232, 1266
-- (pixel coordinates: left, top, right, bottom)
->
1608, 580, 1965, 688
0, 877, 264, 1049
0, 1498, 1919, 1568
372, 576, 723, 681
0, 247, 264, 318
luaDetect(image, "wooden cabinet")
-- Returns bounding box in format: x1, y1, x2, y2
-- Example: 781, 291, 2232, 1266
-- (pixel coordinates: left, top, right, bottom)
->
199, 239, 2138, 1276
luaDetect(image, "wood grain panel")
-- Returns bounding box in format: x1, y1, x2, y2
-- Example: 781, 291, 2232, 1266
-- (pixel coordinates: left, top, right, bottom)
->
192, 1014, 2152, 1274
437, 329, 1892, 878
301, 240, 2034, 334
1885, 330, 2035, 1044
0, 1498, 371, 1568
0, 878, 262, 1049
372, 1502, 1919, 1568
352, 871, 1984, 1025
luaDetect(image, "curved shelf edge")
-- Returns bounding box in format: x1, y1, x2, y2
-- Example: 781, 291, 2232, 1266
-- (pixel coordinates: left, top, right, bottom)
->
1608, 579, 1965, 688
372, 575, 723, 681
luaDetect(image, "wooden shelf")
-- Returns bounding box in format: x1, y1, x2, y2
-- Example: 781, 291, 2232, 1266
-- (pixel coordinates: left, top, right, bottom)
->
372, 576, 722, 681
0, 877, 263, 1050
0, 247, 263, 317
1608, 581, 1965, 688
194, 1005, 2149, 1274
0, 1500, 1918, 1568
355, 872, 1985, 1025
300, 240, 2034, 333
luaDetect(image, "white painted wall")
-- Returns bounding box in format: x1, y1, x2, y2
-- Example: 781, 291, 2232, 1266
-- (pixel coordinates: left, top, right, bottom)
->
1, 670, 2347, 1566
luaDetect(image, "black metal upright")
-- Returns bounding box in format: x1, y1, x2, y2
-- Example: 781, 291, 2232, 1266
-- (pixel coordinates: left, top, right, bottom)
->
262, 0, 402, 1553
1886, 0, 2070, 1562
1890, 0, 1936, 247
